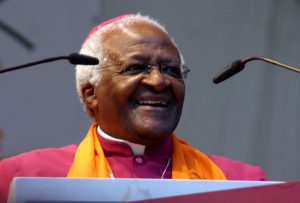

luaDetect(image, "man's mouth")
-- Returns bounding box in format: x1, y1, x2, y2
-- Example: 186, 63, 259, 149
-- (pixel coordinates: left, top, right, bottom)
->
135, 100, 168, 107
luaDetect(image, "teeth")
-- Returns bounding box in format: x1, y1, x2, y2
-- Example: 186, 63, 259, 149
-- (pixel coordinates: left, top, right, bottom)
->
137, 100, 167, 106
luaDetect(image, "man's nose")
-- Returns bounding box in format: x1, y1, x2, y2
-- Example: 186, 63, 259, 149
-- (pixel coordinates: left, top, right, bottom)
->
141, 67, 171, 92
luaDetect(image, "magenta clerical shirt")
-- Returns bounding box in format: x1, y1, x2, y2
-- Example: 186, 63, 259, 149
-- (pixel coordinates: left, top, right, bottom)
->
99, 133, 172, 179
0, 130, 267, 202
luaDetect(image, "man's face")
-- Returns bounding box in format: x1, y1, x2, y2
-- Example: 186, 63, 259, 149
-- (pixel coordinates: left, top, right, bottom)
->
87, 22, 185, 145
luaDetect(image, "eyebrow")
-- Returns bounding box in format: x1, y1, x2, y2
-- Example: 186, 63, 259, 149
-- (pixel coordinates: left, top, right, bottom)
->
126, 53, 180, 64
127, 53, 151, 62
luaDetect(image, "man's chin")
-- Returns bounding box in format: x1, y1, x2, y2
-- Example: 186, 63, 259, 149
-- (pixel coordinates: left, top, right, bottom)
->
127, 111, 180, 144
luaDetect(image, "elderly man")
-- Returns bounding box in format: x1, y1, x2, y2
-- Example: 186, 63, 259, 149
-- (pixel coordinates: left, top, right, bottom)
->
0, 14, 267, 202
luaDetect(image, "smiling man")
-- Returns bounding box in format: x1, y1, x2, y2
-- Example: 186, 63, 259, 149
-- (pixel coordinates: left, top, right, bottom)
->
80, 16, 185, 145
0, 14, 267, 202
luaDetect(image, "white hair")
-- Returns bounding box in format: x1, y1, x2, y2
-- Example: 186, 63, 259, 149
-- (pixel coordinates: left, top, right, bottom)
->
75, 13, 184, 113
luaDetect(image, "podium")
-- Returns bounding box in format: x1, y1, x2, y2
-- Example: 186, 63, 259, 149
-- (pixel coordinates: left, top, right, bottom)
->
133, 181, 300, 203
7, 178, 287, 203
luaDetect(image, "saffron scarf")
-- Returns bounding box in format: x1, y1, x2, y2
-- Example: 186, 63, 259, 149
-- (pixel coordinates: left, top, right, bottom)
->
68, 124, 227, 180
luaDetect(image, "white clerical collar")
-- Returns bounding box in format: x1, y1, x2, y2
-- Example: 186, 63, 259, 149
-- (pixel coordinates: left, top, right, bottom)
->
97, 126, 146, 156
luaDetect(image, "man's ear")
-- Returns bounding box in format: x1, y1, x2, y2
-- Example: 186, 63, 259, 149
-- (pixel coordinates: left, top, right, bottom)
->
81, 83, 98, 118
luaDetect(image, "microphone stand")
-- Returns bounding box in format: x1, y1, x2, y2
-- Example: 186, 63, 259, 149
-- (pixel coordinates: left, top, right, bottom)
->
241, 57, 300, 74
0, 53, 99, 75
0, 56, 69, 74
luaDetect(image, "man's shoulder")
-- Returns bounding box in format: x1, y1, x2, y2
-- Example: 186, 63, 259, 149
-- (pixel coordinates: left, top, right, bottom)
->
0, 145, 78, 203
0, 144, 78, 177
207, 154, 268, 181
1, 144, 77, 162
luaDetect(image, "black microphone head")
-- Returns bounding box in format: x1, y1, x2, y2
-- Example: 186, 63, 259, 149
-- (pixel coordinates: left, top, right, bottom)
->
68, 53, 99, 65
213, 60, 245, 84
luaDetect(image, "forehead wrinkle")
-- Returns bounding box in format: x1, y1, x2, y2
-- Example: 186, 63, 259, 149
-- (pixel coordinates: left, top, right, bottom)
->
101, 46, 123, 65
127, 38, 176, 50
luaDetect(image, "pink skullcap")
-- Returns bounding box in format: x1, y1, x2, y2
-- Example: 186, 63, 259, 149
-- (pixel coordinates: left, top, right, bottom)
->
83, 14, 132, 45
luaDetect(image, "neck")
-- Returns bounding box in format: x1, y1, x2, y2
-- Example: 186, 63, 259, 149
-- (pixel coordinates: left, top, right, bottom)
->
98, 126, 146, 155
97, 125, 172, 156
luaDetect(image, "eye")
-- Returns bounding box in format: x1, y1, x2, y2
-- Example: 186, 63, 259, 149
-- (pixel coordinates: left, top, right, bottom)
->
122, 63, 148, 75
161, 64, 182, 79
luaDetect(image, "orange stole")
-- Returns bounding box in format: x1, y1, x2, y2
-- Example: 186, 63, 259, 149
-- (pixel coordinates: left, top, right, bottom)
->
68, 124, 227, 180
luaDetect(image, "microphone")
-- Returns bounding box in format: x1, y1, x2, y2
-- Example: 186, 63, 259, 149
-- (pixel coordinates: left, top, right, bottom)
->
212, 56, 300, 84
68, 53, 99, 65
0, 53, 99, 74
